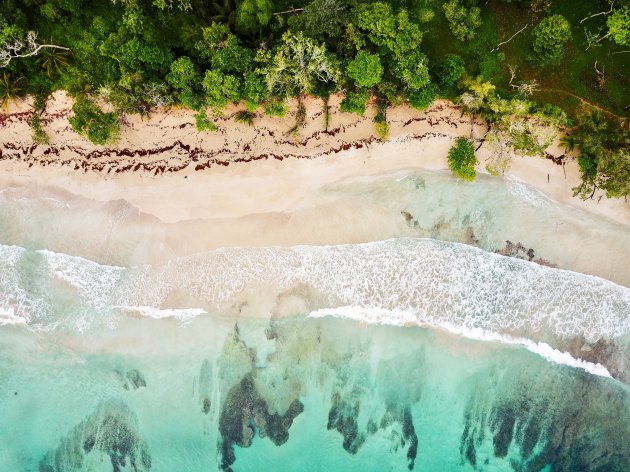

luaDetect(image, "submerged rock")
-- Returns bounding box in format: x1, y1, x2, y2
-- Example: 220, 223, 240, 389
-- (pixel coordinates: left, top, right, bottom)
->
39, 400, 151, 472
218, 373, 304, 471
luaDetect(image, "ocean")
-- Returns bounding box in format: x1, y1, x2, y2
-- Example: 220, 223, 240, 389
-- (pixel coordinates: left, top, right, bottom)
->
0, 170, 628, 471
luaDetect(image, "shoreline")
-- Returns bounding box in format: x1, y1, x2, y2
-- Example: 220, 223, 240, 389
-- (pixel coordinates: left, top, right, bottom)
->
1, 91, 629, 229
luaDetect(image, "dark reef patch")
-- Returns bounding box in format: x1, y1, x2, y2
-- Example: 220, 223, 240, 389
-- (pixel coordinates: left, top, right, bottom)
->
327, 392, 365, 454
39, 400, 151, 472
115, 369, 146, 391
218, 373, 304, 472
460, 368, 630, 471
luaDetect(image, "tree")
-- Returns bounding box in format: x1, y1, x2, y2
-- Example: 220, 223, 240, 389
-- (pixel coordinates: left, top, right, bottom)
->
346, 52, 382, 88
340, 89, 370, 115
448, 137, 477, 181
261, 31, 340, 97
531, 14, 572, 65
202, 70, 242, 108
166, 57, 200, 91
569, 112, 630, 199
69, 97, 119, 145
303, 0, 353, 40
235, 0, 273, 35
443, 0, 482, 42
198, 23, 252, 73
408, 83, 437, 110
393, 50, 431, 91
356, 2, 423, 57
436, 54, 465, 87
0, 27, 70, 68
607, 6, 630, 46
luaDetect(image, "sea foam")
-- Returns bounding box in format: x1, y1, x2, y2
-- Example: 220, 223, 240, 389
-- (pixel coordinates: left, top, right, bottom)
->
1, 239, 628, 350
308, 306, 612, 378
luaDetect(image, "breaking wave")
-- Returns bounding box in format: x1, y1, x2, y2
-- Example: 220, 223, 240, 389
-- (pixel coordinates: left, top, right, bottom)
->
1, 238, 628, 347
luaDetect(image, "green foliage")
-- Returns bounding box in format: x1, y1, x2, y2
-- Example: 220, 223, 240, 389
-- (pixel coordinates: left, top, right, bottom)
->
346, 52, 382, 89
242, 72, 268, 108
443, 0, 482, 42
447, 137, 477, 181
202, 70, 242, 109
262, 31, 340, 97
356, 2, 423, 56
194, 112, 217, 132
607, 6, 630, 46
531, 14, 572, 65
30, 114, 49, 144
0, 72, 23, 109
263, 99, 286, 117
374, 98, 388, 140
569, 112, 630, 199
393, 50, 431, 91
199, 23, 252, 73
408, 83, 437, 110
304, 0, 353, 40
436, 54, 465, 87
167, 57, 199, 91
235, 0, 273, 35
68, 97, 119, 145
340, 89, 370, 116
235, 109, 255, 126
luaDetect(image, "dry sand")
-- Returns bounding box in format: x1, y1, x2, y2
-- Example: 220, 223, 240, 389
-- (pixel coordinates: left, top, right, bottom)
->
0, 91, 628, 234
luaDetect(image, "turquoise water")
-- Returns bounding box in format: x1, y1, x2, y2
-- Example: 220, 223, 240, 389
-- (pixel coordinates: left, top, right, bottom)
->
1, 170, 630, 471
0, 315, 628, 471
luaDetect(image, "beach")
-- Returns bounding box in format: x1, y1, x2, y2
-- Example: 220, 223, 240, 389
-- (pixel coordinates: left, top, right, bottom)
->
1, 91, 628, 229
1, 93, 630, 471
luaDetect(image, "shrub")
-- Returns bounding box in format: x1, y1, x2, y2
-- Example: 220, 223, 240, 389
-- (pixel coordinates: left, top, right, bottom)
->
532, 14, 572, 65
235, 110, 255, 126
437, 54, 465, 87
346, 51, 383, 88
447, 137, 477, 181
374, 120, 389, 140
263, 99, 287, 117
69, 97, 119, 145
30, 114, 49, 144
340, 89, 370, 116
408, 83, 437, 110
194, 112, 217, 132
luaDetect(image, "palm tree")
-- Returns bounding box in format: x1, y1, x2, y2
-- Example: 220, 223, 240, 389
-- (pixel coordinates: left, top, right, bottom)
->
560, 133, 578, 153
38, 45, 71, 77
0, 72, 23, 110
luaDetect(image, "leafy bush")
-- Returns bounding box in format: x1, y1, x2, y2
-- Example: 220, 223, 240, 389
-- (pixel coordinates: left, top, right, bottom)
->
69, 97, 119, 145
263, 99, 287, 117
436, 54, 465, 87
447, 137, 477, 181
374, 120, 389, 140
408, 83, 437, 110
194, 112, 217, 132
340, 89, 370, 116
235, 110, 255, 126
30, 114, 49, 144
346, 51, 383, 89
443, 0, 482, 41
532, 14, 572, 65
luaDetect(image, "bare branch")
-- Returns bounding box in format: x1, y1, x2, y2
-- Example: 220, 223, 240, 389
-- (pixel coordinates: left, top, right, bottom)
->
508, 65, 518, 85
580, 1, 615, 24
0, 31, 70, 67
272, 7, 304, 16
491, 24, 528, 53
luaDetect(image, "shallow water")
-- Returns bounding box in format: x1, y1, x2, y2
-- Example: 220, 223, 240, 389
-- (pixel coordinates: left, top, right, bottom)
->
1, 316, 628, 471
0, 170, 629, 471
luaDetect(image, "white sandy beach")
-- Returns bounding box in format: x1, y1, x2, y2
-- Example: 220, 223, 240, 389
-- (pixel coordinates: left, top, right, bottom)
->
1, 91, 627, 227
